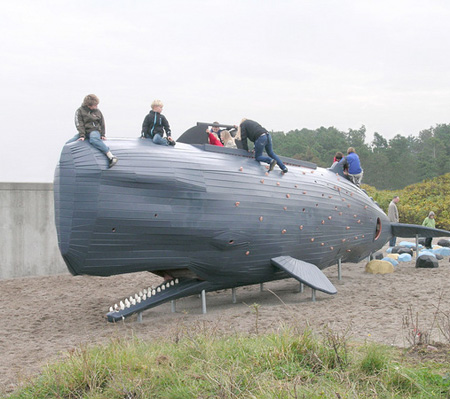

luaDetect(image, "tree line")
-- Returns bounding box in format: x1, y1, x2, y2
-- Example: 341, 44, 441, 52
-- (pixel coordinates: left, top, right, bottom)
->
270, 123, 450, 190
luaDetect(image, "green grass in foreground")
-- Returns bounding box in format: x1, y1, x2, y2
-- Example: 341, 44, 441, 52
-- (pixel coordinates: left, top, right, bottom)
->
4, 327, 450, 398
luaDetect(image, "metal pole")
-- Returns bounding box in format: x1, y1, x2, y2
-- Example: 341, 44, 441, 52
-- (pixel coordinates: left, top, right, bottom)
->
415, 234, 419, 257
232, 288, 237, 304
311, 289, 316, 302
260, 283, 264, 292
171, 300, 176, 313
137, 312, 143, 323
299, 282, 304, 293
338, 258, 342, 281
201, 290, 207, 314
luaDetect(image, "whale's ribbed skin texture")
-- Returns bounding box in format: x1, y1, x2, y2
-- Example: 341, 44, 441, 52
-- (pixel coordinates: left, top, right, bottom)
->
54, 139, 391, 286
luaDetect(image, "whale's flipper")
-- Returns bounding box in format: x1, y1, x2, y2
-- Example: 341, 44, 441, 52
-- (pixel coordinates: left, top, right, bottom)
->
271, 256, 337, 295
391, 223, 450, 238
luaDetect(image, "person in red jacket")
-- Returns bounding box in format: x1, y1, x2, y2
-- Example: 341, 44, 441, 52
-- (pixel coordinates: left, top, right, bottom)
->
206, 123, 224, 147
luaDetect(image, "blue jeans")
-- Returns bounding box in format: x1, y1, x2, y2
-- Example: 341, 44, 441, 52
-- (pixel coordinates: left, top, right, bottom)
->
389, 236, 396, 247
67, 131, 109, 154
254, 133, 286, 170
153, 133, 169, 146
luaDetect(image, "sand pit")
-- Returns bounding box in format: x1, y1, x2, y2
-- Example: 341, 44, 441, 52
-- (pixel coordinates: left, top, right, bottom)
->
1, 241, 450, 393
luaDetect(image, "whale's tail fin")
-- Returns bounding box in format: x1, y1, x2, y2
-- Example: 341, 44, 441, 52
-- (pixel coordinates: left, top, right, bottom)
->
391, 223, 450, 238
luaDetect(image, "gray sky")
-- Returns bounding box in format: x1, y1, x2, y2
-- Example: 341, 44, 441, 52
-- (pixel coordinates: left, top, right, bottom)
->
1, 0, 450, 182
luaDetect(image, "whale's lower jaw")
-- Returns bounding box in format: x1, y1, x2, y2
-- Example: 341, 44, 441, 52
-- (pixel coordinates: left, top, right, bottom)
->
106, 278, 226, 322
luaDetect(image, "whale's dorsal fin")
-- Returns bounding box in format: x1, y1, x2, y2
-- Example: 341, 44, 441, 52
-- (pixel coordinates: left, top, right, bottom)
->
271, 256, 337, 294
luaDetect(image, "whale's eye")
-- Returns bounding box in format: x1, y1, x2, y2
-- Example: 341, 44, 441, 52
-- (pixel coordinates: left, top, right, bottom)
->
374, 218, 382, 240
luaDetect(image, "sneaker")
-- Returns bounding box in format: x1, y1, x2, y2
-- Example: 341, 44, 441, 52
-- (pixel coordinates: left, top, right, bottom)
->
269, 159, 277, 172
109, 157, 118, 168
282, 168, 288, 174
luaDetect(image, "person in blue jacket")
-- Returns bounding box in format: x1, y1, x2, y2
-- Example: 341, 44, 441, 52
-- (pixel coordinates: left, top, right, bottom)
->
345, 147, 363, 186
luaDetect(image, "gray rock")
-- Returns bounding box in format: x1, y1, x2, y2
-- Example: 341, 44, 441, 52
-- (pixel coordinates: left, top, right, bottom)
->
437, 238, 450, 247
370, 251, 384, 260
397, 247, 413, 256
416, 255, 439, 268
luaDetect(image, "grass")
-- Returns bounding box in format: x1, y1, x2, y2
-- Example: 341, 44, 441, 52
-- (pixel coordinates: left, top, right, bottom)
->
3, 325, 450, 399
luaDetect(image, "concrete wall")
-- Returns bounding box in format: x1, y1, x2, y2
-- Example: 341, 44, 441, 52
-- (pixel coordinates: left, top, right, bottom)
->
0, 183, 68, 279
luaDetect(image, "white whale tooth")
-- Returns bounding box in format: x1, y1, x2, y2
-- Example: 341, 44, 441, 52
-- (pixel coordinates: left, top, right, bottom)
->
170, 280, 174, 286
120, 301, 125, 310
109, 306, 114, 312
152, 290, 156, 295
135, 294, 139, 300
131, 298, 136, 306
161, 285, 165, 291
142, 294, 147, 300
143, 289, 147, 295
166, 282, 170, 288
157, 287, 161, 293
137, 296, 141, 303
114, 304, 119, 311
125, 299, 131, 308
175, 278, 179, 284
139, 291, 143, 297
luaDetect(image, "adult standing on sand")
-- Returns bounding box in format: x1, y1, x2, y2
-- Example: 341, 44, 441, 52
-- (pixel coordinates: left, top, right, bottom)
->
388, 196, 400, 247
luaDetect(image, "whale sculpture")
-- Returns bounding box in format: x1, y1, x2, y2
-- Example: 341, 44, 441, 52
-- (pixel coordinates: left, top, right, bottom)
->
54, 126, 450, 322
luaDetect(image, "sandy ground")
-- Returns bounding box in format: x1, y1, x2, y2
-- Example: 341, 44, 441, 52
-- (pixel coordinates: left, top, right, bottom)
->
1, 241, 450, 394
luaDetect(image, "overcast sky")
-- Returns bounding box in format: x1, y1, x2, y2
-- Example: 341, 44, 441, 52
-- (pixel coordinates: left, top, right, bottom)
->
1, 0, 450, 182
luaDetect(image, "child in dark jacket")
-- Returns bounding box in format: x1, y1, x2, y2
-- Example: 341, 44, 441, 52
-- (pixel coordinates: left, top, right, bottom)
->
67, 94, 118, 168
141, 100, 176, 146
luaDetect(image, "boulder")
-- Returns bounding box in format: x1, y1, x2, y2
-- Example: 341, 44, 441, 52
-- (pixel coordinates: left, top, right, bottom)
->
387, 253, 399, 260
397, 247, 413, 256
381, 257, 399, 267
391, 246, 407, 254
416, 255, 439, 268
370, 251, 384, 260
418, 250, 436, 258
366, 260, 395, 274
434, 247, 450, 257
398, 241, 417, 248
437, 238, 450, 247
398, 253, 412, 262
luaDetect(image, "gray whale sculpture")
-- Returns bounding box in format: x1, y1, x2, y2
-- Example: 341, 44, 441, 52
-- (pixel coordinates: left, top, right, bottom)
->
54, 137, 450, 322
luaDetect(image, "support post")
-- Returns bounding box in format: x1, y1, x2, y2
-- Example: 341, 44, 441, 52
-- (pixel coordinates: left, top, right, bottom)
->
311, 289, 316, 302
260, 283, 264, 292
299, 282, 304, 293
232, 288, 237, 304
415, 234, 419, 257
337, 257, 342, 281
171, 300, 176, 313
201, 290, 207, 314
137, 312, 143, 323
